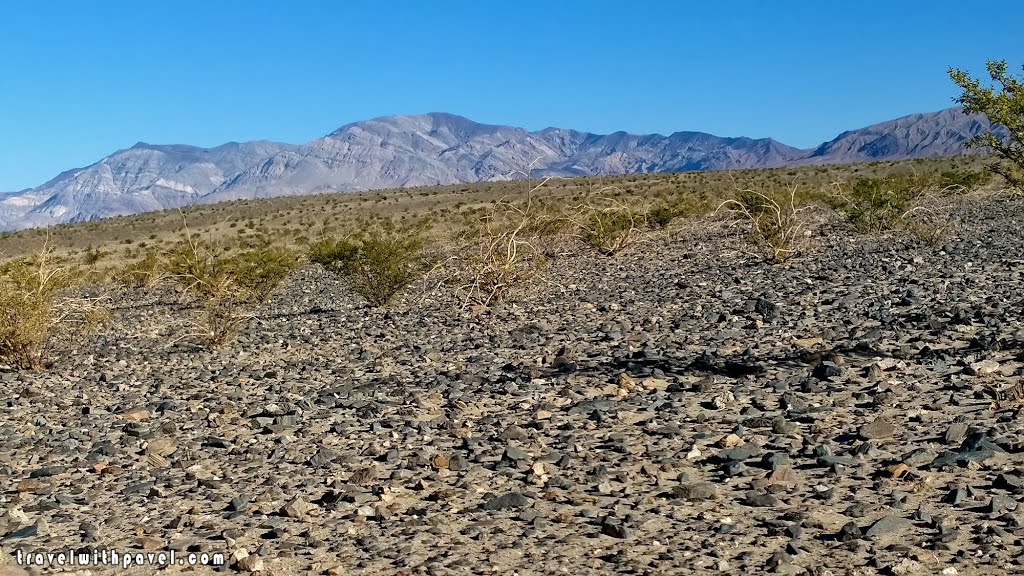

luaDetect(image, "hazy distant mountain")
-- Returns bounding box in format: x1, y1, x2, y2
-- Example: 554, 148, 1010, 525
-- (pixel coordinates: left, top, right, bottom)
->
0, 108, 998, 231
801, 107, 1001, 164
0, 141, 295, 230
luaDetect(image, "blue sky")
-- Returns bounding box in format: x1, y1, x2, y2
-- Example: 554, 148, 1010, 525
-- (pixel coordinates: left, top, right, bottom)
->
1, 0, 1021, 191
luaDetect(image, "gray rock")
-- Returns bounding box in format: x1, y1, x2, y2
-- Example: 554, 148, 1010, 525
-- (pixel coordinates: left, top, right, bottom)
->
482, 492, 532, 511
865, 515, 912, 538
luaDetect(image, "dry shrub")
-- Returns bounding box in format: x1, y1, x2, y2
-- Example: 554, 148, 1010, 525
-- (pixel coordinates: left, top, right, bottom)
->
453, 182, 560, 307
114, 248, 165, 290
167, 219, 297, 348
901, 190, 963, 248
568, 191, 650, 256
0, 242, 102, 370
718, 184, 813, 263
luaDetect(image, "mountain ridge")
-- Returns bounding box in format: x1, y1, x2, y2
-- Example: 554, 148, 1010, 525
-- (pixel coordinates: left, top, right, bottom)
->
0, 108, 998, 231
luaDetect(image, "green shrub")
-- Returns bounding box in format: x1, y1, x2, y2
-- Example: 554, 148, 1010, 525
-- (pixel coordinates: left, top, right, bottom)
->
114, 248, 163, 289
82, 246, 111, 265
308, 238, 359, 274
949, 60, 1024, 191
309, 233, 429, 307
938, 169, 992, 191
646, 205, 675, 229
166, 230, 296, 348
830, 175, 923, 233
221, 246, 299, 303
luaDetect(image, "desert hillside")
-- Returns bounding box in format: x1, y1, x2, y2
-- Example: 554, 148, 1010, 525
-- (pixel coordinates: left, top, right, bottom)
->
1, 161, 1022, 575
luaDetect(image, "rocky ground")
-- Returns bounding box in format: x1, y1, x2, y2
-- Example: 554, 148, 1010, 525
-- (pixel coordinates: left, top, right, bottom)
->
2, 197, 1024, 575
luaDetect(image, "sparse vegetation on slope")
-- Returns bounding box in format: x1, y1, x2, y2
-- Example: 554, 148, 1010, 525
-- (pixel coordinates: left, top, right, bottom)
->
571, 194, 650, 256
0, 156, 1009, 358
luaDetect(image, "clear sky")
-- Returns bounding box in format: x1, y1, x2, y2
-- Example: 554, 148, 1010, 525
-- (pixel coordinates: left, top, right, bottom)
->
1, 0, 1021, 191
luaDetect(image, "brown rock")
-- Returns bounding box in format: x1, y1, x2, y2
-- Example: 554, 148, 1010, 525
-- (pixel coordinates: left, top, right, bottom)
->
349, 466, 378, 485
431, 454, 450, 470
617, 372, 637, 390
721, 433, 744, 448
859, 418, 897, 440
16, 479, 46, 493
887, 463, 910, 479
122, 407, 150, 422
967, 359, 1000, 376
143, 453, 169, 468
146, 437, 178, 457
236, 554, 264, 572
137, 536, 164, 549
768, 467, 802, 486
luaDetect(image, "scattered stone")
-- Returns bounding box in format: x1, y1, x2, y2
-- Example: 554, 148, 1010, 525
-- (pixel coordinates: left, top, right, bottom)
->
601, 522, 632, 538
812, 361, 843, 380
2, 198, 1022, 574
836, 521, 862, 542
281, 497, 313, 520
744, 491, 780, 507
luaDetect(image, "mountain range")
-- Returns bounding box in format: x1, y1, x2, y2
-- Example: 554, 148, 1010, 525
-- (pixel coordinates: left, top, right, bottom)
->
0, 107, 996, 231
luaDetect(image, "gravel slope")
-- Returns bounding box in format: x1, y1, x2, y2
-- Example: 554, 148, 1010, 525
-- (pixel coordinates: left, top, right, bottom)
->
2, 198, 1023, 575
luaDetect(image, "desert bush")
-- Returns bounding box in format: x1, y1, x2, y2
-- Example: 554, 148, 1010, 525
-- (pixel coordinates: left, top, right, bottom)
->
114, 248, 164, 289
646, 205, 676, 229
949, 60, 1024, 192
718, 184, 812, 263
903, 208, 953, 247
829, 175, 925, 233
0, 245, 88, 370
938, 169, 993, 191
221, 245, 299, 303
900, 189, 965, 248
830, 173, 974, 244
167, 222, 297, 348
166, 237, 245, 349
82, 246, 111, 265
570, 194, 649, 256
309, 231, 429, 307
453, 189, 558, 307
